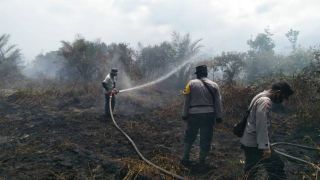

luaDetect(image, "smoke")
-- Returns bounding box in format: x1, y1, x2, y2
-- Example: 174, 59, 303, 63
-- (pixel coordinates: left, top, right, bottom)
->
108, 51, 133, 89
22, 52, 65, 80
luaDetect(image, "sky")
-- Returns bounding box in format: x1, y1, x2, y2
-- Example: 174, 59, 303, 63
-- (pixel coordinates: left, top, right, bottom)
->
1, 0, 320, 61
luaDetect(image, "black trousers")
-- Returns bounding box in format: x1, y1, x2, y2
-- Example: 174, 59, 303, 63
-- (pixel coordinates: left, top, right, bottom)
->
184, 113, 215, 153
242, 145, 286, 180
105, 94, 115, 116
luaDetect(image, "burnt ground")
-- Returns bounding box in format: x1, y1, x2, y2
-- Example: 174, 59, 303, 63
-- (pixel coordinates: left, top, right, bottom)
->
0, 89, 319, 180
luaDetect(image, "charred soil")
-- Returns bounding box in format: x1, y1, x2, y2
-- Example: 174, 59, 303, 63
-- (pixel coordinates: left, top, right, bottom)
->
0, 86, 319, 179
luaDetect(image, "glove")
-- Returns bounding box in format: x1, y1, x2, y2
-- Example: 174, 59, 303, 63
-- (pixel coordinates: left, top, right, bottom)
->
182, 115, 188, 121
216, 118, 223, 124
112, 88, 119, 95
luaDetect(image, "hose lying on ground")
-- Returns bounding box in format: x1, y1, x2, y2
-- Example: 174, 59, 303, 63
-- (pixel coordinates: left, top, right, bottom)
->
109, 95, 184, 180
271, 142, 320, 179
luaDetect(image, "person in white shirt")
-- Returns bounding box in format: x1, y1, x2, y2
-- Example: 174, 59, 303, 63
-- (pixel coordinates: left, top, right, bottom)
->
181, 65, 223, 167
102, 68, 118, 117
240, 81, 294, 179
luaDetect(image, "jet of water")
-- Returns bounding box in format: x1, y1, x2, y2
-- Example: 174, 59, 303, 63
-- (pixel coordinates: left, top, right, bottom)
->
119, 57, 197, 93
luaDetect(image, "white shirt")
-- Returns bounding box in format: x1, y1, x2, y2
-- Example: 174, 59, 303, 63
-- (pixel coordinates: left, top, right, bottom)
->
240, 90, 272, 149
102, 74, 116, 93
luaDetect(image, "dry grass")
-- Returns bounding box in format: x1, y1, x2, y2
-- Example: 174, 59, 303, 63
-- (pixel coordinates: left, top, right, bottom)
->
121, 154, 186, 180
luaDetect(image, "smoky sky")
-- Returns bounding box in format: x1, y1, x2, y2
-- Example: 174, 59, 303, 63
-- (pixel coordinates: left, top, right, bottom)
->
1, 0, 320, 61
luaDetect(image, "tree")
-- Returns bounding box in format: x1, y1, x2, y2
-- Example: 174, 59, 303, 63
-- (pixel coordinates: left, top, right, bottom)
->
58, 37, 108, 83
136, 41, 175, 80
107, 43, 141, 79
286, 29, 299, 52
273, 29, 311, 75
244, 29, 277, 83
136, 32, 202, 89
106, 43, 141, 87
278, 48, 313, 74
0, 34, 22, 87
171, 32, 202, 63
302, 48, 320, 77
214, 52, 245, 85
247, 29, 275, 54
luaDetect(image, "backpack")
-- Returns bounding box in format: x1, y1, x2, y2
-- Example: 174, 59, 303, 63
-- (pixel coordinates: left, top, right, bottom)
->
233, 98, 257, 137
233, 110, 250, 137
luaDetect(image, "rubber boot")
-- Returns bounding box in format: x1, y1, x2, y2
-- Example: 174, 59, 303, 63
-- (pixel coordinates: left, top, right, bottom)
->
199, 150, 209, 165
181, 144, 192, 166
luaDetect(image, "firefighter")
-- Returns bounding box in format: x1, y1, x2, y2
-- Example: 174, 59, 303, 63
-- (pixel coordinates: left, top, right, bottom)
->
102, 68, 118, 117
181, 65, 223, 167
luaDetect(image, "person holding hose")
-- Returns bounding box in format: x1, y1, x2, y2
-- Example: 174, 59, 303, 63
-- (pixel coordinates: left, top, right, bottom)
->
102, 68, 119, 118
181, 65, 223, 167
240, 81, 294, 179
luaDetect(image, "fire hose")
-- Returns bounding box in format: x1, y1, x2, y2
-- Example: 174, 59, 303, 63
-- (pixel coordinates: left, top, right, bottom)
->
109, 95, 319, 179
271, 142, 320, 179
109, 94, 185, 180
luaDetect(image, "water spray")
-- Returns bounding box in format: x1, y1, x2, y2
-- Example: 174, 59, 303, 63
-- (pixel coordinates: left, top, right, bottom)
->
119, 57, 196, 93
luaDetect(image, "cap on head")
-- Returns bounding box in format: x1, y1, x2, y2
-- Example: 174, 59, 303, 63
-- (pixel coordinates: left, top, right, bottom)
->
271, 81, 294, 98
111, 68, 118, 75
195, 65, 208, 75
